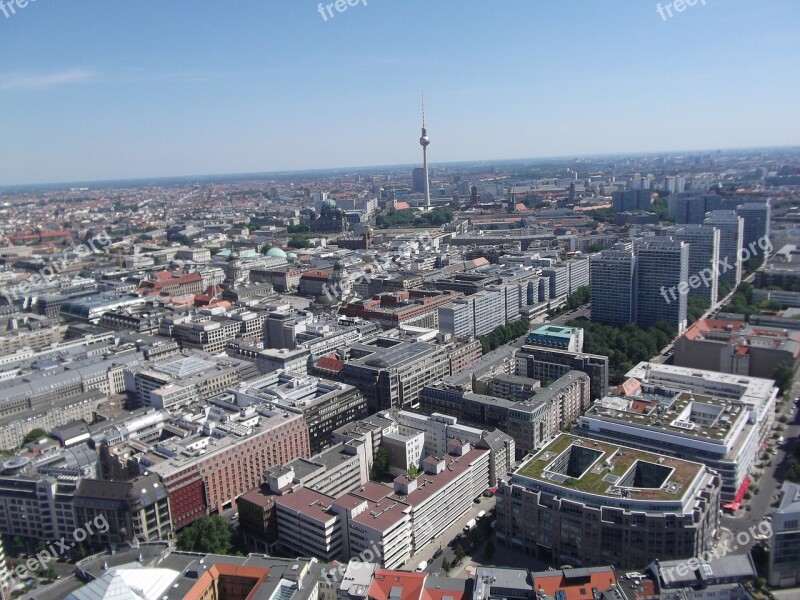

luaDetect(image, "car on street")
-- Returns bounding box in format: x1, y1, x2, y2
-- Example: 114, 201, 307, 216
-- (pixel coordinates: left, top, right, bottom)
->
477, 510, 486, 519
464, 519, 477, 532
416, 561, 427, 572
433, 548, 443, 559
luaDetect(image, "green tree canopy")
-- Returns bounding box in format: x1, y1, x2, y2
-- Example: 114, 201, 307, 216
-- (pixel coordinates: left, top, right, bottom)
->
772, 364, 794, 396
22, 428, 48, 445
176, 515, 233, 555
372, 447, 390, 478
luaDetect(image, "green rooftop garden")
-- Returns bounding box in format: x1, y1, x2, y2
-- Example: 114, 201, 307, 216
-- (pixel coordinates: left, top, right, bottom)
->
515, 434, 702, 501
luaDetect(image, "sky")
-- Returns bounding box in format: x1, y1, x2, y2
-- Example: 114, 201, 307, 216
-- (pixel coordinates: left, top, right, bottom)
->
0, 0, 798, 186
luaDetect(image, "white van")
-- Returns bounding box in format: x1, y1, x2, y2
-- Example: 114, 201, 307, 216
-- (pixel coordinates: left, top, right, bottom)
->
415, 561, 427, 572
464, 519, 477, 532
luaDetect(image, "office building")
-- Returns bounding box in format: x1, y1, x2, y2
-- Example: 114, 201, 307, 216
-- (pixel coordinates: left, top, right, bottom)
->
412, 167, 427, 194
72, 474, 171, 546
606, 362, 778, 501
635, 240, 689, 333
515, 345, 609, 402
525, 325, 584, 352
340, 338, 450, 411
394, 410, 516, 486
590, 250, 635, 326
420, 371, 590, 457
736, 202, 771, 261
340, 290, 461, 330
705, 211, 744, 287
144, 406, 311, 528
233, 371, 368, 454
567, 257, 590, 294
496, 434, 720, 569
612, 189, 652, 212
769, 481, 800, 587
668, 192, 722, 224
674, 318, 800, 379
675, 224, 721, 305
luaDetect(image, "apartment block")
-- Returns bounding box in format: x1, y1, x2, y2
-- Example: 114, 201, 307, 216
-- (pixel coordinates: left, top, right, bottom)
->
705, 211, 744, 287
590, 250, 635, 326
497, 434, 720, 569
341, 338, 450, 412
515, 345, 609, 403
675, 224, 721, 305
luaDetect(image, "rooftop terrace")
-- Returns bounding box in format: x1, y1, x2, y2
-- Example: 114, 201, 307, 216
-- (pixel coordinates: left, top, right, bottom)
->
515, 434, 702, 501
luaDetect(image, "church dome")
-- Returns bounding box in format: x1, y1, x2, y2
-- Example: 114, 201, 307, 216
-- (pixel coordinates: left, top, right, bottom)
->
266, 247, 288, 259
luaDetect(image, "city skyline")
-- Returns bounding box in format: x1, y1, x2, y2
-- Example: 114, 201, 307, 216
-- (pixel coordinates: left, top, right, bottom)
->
0, 0, 799, 185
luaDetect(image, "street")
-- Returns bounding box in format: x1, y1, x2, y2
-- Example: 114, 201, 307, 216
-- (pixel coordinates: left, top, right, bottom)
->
720, 364, 800, 556
413, 494, 496, 574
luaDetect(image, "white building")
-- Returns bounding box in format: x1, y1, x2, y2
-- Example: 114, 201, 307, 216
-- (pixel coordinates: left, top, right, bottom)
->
576, 362, 777, 503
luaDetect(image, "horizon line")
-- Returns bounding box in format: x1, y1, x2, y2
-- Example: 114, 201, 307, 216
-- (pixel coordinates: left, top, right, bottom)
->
2, 143, 798, 192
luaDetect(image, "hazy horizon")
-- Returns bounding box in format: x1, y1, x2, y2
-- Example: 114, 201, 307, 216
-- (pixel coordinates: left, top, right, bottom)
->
1, 1, 799, 186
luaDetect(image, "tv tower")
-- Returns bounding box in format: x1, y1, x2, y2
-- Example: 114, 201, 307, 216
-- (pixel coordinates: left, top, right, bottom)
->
419, 93, 431, 209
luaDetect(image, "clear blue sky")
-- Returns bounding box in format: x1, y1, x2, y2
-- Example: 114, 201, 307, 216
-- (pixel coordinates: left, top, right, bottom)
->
1, 0, 798, 185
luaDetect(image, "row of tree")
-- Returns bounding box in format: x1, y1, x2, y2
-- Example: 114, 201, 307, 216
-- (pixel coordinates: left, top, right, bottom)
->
566, 318, 675, 384
478, 319, 531, 354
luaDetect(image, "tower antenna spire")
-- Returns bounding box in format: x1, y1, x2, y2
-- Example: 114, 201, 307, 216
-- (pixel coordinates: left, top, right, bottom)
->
418, 94, 431, 209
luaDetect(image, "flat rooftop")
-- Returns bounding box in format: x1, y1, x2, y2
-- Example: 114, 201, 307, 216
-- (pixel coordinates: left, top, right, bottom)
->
582, 390, 744, 443
514, 434, 703, 501
626, 362, 776, 409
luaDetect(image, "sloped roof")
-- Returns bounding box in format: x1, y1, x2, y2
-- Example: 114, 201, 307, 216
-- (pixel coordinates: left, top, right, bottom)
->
65, 563, 179, 600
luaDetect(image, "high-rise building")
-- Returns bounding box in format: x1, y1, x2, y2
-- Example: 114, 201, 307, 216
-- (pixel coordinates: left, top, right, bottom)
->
635, 240, 689, 333
675, 224, 721, 305
705, 210, 744, 287
590, 249, 635, 326
668, 192, 723, 224
612, 189, 651, 212
736, 202, 771, 261
412, 167, 427, 194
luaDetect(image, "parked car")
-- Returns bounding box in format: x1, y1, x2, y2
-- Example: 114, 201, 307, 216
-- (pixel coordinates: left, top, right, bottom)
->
464, 519, 477, 532
477, 510, 486, 519
433, 548, 443, 559
416, 561, 427, 572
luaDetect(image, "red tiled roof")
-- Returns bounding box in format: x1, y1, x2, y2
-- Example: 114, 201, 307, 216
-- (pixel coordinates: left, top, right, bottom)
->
531, 569, 618, 600
368, 570, 426, 600
315, 355, 345, 374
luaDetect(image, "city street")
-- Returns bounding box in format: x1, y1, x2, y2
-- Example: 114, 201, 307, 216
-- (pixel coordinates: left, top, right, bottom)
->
721, 369, 800, 556
413, 494, 496, 574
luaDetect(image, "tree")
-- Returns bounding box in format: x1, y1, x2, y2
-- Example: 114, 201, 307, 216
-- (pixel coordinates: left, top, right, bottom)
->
22, 428, 48, 445
442, 558, 451, 575
407, 465, 421, 479
176, 515, 233, 554
372, 447, 390, 478
773, 364, 794, 396
454, 544, 466, 563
